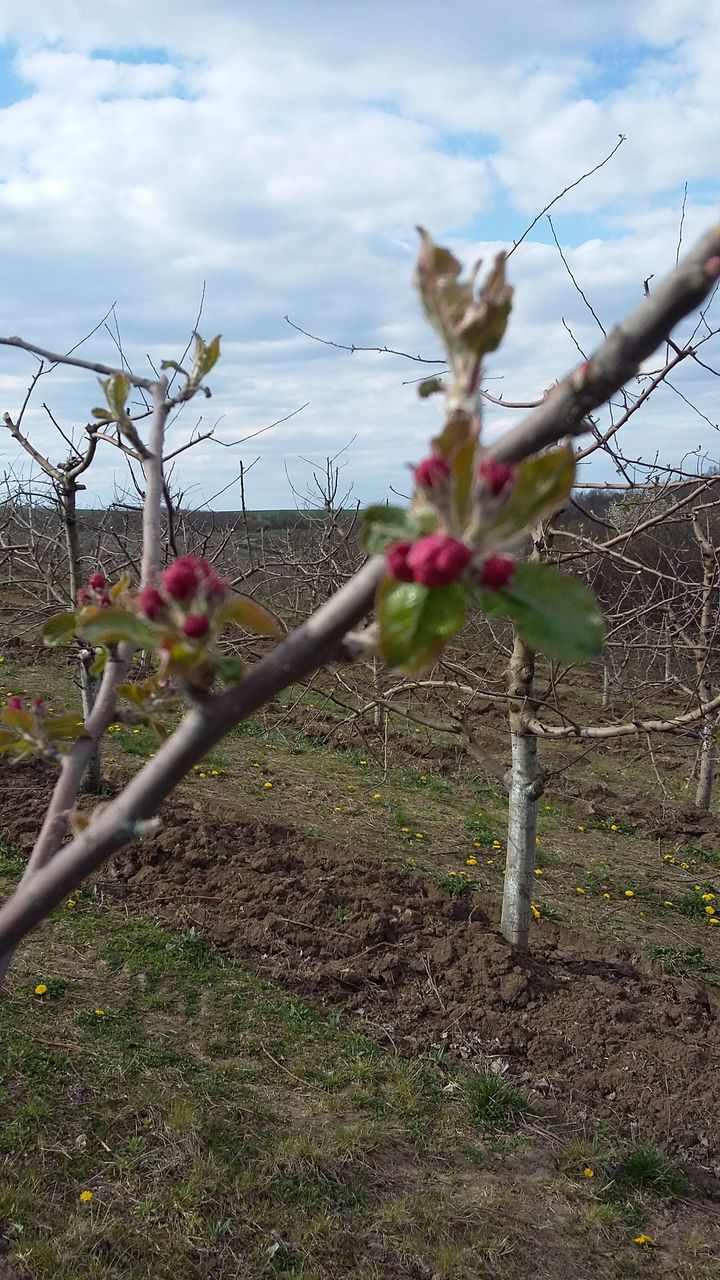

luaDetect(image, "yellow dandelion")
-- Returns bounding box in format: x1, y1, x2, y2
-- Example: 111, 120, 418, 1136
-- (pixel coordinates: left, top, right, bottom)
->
577, 825, 585, 832
420, 775, 428, 782
705, 905, 716, 916
211, 769, 219, 776
372, 792, 382, 799
530, 905, 541, 920
633, 1234, 655, 1248
708, 917, 719, 925
582, 1167, 594, 1178
535, 836, 541, 845
34, 983, 48, 996
359, 759, 368, 765
492, 840, 501, 849
198, 772, 206, 779
94, 1009, 105, 1017
66, 899, 76, 908
79, 1190, 93, 1203
610, 824, 619, 831
534, 868, 544, 876
702, 892, 716, 902
602, 893, 611, 900
681, 861, 690, 870
401, 826, 410, 833
466, 857, 478, 866
486, 858, 494, 865
694, 884, 702, 891
576, 887, 586, 895
263, 781, 273, 789
624, 890, 634, 898
663, 900, 673, 907
415, 832, 424, 839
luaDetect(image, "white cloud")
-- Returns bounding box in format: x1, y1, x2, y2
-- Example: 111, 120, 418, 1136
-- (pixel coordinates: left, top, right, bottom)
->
0, 1, 717, 508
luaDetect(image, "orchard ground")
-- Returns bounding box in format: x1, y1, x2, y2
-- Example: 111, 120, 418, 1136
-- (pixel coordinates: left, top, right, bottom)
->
0, 640, 719, 1278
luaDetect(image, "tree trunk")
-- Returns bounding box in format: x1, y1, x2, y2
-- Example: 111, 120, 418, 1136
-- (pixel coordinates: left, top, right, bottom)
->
602, 660, 611, 709
78, 649, 102, 793
501, 727, 540, 947
695, 715, 716, 810
501, 632, 542, 950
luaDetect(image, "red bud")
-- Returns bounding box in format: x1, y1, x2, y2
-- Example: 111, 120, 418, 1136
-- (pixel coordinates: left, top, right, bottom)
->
478, 459, 515, 498
479, 555, 515, 590
183, 614, 211, 639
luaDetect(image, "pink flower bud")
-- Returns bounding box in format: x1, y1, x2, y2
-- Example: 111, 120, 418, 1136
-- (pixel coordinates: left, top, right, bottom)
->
137, 586, 166, 621
183, 614, 211, 640
414, 456, 450, 493
6, 696, 23, 711
406, 534, 471, 588
76, 588, 92, 607
205, 571, 228, 602
478, 459, 515, 497
162, 558, 200, 601
88, 572, 106, 590
479, 555, 515, 590
386, 541, 416, 583
31, 697, 46, 713
99, 593, 112, 607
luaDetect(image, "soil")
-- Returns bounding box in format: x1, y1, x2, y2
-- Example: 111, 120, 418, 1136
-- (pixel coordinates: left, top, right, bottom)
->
2, 763, 719, 1177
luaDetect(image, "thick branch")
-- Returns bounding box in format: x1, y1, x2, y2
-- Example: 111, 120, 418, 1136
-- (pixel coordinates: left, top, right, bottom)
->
490, 228, 720, 463
0, 336, 155, 389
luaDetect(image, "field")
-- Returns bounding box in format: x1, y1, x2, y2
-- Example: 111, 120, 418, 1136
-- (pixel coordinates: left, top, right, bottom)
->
1, 641, 720, 1278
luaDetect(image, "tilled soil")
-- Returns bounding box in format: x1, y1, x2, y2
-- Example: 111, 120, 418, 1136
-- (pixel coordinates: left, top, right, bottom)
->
2, 764, 719, 1174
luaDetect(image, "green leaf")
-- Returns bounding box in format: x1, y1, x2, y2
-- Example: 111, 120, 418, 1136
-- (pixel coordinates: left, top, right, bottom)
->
423, 583, 467, 637
77, 607, 158, 649
218, 597, 282, 637
450, 438, 477, 526
1, 708, 34, 734
377, 579, 466, 673
42, 612, 78, 646
116, 683, 149, 707
90, 649, 107, 677
484, 445, 576, 545
417, 377, 444, 398
215, 656, 245, 685
482, 562, 603, 661
100, 373, 131, 422
45, 713, 87, 741
191, 333, 222, 383
362, 506, 420, 554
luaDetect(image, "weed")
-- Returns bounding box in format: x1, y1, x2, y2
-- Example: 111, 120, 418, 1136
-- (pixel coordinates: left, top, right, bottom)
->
647, 944, 712, 977
461, 1073, 533, 1130
612, 1142, 689, 1198
674, 890, 716, 920
0, 843, 24, 877
438, 871, 475, 898
464, 813, 496, 845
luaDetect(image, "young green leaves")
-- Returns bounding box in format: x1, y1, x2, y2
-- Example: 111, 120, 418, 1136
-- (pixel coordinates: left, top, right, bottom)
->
366, 230, 603, 674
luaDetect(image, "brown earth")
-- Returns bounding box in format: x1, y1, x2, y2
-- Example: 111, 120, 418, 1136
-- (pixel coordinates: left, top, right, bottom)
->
2, 763, 719, 1179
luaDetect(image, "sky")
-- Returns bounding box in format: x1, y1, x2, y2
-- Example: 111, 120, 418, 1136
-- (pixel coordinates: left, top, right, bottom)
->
0, 0, 718, 510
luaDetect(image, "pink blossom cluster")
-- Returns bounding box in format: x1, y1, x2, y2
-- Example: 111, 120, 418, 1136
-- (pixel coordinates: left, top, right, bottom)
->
137, 556, 228, 641
387, 453, 518, 591
76, 571, 111, 609
6, 695, 45, 713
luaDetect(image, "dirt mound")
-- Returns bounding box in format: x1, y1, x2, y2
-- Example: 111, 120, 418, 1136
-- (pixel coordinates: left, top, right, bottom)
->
2, 764, 719, 1173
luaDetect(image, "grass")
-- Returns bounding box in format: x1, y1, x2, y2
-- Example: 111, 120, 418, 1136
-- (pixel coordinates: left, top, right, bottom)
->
647, 944, 714, 977
1, 868, 716, 1278
611, 1143, 691, 1199
461, 1074, 534, 1131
